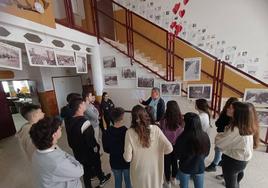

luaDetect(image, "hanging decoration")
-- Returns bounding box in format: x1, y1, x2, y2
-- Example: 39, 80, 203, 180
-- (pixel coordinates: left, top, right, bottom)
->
170, 0, 190, 36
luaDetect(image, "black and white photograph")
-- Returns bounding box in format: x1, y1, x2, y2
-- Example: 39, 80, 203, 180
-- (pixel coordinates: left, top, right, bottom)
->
55, 49, 75, 67
137, 76, 154, 88
243, 88, 268, 107
256, 109, 268, 127
183, 57, 201, 81
26, 43, 57, 67
122, 67, 136, 79
75, 52, 87, 73
103, 56, 116, 68
188, 84, 212, 101
160, 82, 181, 96
0, 42, 22, 70
104, 74, 118, 86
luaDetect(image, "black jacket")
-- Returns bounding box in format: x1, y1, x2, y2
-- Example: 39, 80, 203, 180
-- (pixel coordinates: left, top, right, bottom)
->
215, 113, 231, 132
174, 132, 210, 174
60, 105, 73, 147
68, 116, 100, 166
141, 97, 165, 121
101, 99, 115, 118
103, 126, 130, 169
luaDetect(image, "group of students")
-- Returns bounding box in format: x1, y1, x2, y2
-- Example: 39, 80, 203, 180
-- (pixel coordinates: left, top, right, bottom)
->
16, 87, 259, 188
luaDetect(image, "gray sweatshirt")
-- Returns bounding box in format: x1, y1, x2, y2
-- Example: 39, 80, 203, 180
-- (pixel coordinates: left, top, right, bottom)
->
32, 146, 84, 188
84, 103, 99, 128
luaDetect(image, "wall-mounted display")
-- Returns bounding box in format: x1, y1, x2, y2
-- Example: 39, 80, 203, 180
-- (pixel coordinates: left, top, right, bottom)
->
122, 66, 136, 79
55, 49, 75, 67
187, 84, 212, 101
137, 76, 154, 88
75, 52, 87, 73
26, 43, 57, 67
160, 82, 181, 96
0, 42, 22, 70
104, 74, 118, 86
243, 88, 268, 107
183, 57, 201, 81
103, 56, 116, 69
256, 108, 268, 127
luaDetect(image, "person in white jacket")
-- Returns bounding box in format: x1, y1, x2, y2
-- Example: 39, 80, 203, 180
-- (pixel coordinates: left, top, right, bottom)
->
215, 102, 259, 188
123, 105, 173, 188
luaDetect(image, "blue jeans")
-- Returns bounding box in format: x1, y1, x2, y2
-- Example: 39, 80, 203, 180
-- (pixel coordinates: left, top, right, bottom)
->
213, 147, 222, 165
178, 170, 204, 188
112, 169, 132, 188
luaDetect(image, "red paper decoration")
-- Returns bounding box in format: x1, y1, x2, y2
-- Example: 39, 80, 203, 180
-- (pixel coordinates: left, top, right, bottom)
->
183, 0, 190, 5
172, 3, 181, 14
170, 21, 177, 29
179, 9, 185, 18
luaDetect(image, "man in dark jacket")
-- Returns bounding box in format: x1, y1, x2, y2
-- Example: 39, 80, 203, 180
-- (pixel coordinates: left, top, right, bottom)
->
68, 98, 111, 188
139, 87, 165, 122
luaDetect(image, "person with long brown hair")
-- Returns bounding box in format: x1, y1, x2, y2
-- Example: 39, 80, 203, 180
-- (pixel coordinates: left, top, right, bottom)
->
195, 99, 211, 133
247, 102, 260, 149
174, 112, 210, 188
206, 97, 238, 174
124, 105, 173, 188
215, 102, 259, 188
159, 100, 184, 187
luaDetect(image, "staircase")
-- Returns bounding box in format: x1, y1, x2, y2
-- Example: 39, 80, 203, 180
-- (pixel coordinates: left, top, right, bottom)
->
103, 38, 173, 79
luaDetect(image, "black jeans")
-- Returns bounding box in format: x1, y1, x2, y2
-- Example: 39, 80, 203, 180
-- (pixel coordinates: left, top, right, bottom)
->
164, 149, 178, 181
222, 154, 248, 188
82, 153, 105, 188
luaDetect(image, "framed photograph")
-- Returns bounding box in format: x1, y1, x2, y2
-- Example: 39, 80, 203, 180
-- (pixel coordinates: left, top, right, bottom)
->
104, 74, 118, 86
55, 49, 75, 67
122, 67, 136, 79
75, 52, 87, 74
0, 42, 22, 70
26, 43, 57, 67
137, 76, 154, 88
243, 88, 268, 107
187, 84, 212, 101
183, 57, 201, 81
160, 82, 181, 96
256, 109, 268, 127
103, 56, 116, 69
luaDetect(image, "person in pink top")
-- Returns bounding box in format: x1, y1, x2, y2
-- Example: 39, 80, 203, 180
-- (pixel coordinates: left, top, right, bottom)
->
160, 100, 184, 188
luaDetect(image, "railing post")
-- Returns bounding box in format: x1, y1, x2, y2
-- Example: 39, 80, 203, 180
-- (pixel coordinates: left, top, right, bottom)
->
130, 11, 134, 60
218, 61, 225, 114
89, 0, 96, 35
92, 0, 100, 43
212, 59, 218, 118
126, 9, 130, 56
171, 33, 175, 81
213, 60, 221, 118
166, 32, 169, 81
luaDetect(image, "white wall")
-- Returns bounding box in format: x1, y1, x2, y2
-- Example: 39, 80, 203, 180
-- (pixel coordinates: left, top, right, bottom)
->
100, 41, 196, 113
115, 0, 268, 83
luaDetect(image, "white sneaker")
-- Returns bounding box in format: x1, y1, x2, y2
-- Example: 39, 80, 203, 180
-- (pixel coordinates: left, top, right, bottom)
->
163, 181, 171, 188
171, 178, 177, 185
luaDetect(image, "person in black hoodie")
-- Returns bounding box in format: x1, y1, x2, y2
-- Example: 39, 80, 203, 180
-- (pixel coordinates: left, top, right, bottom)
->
60, 93, 81, 148
205, 97, 238, 175
103, 107, 131, 188
68, 98, 111, 188
139, 87, 165, 122
174, 112, 210, 188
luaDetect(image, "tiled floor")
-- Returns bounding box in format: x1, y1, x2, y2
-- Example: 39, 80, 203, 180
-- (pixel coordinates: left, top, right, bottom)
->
1, 118, 268, 188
